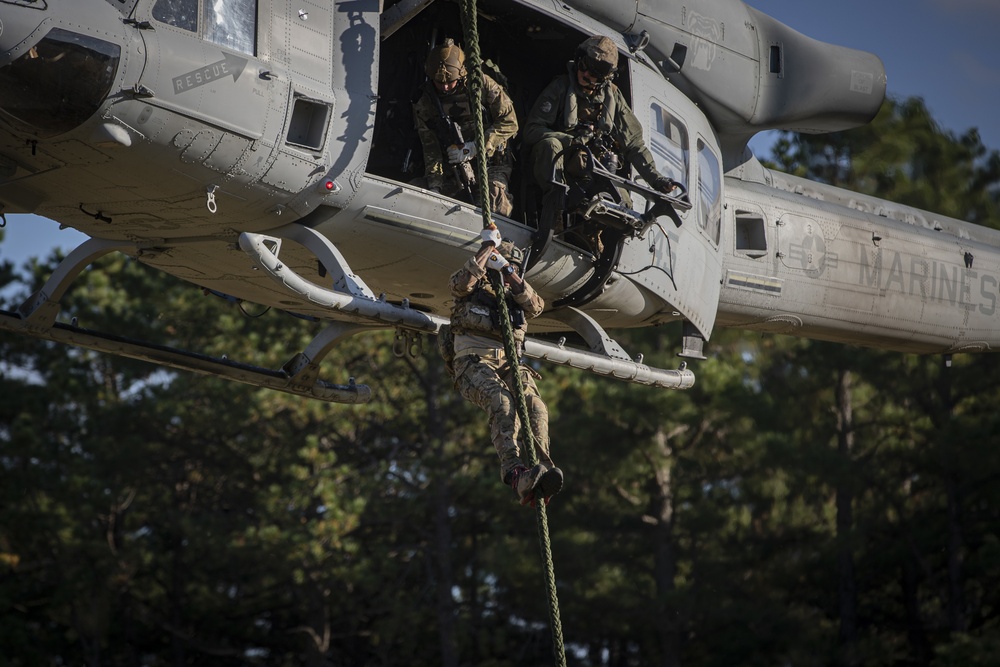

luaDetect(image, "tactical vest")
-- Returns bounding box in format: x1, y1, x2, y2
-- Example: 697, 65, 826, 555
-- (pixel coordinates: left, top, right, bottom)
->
425, 80, 512, 164
450, 283, 527, 345
430, 84, 488, 134
560, 73, 618, 140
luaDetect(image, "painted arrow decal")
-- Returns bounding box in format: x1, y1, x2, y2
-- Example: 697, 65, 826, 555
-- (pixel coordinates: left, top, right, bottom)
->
172, 52, 248, 94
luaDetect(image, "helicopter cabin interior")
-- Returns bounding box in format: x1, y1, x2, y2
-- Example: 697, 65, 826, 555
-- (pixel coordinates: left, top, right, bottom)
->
366, 0, 641, 230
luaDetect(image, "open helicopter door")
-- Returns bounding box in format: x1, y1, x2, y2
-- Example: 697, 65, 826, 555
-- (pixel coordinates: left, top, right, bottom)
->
614, 52, 723, 351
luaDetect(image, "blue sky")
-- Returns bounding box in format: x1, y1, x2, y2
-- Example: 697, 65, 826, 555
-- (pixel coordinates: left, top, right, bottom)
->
747, 0, 1000, 156
3, 0, 1000, 270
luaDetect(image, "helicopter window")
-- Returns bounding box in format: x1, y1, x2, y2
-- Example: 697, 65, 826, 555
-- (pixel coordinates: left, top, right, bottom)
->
649, 103, 688, 188
204, 0, 257, 55
697, 139, 721, 245
152, 0, 199, 32
735, 209, 768, 258
152, 0, 257, 55
287, 96, 331, 151
769, 45, 783, 76
0, 28, 121, 139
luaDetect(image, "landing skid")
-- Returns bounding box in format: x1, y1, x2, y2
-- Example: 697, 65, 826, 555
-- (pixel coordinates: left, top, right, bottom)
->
0, 309, 372, 403
0, 236, 371, 403
241, 227, 695, 390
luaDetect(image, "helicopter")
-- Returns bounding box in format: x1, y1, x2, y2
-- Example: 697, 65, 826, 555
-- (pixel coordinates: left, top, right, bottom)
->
1, 0, 998, 403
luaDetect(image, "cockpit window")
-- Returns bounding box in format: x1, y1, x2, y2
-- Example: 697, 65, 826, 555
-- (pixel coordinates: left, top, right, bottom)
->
0, 28, 121, 138
152, 0, 257, 55
649, 103, 689, 189
697, 138, 722, 245
205, 0, 257, 55
152, 0, 199, 32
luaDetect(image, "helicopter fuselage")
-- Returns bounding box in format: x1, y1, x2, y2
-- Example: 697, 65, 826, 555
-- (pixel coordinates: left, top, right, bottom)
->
1, 0, 997, 395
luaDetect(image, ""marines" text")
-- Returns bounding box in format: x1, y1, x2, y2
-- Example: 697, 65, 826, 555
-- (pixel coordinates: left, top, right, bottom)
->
859, 249, 997, 315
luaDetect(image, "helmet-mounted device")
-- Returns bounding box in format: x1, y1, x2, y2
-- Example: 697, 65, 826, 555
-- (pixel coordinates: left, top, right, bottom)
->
498, 240, 524, 267
426, 38, 467, 83
575, 36, 618, 82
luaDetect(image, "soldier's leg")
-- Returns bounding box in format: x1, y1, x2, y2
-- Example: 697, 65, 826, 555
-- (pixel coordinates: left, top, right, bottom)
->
503, 365, 562, 502
531, 136, 566, 194
532, 138, 569, 234
439, 178, 465, 201
454, 357, 523, 482
520, 371, 553, 468
488, 168, 512, 217
500, 365, 552, 466
563, 144, 590, 181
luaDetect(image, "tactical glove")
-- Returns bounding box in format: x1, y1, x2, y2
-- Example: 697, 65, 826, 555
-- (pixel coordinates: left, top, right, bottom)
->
447, 141, 477, 164
572, 123, 595, 141
487, 252, 512, 273
653, 176, 679, 194
481, 227, 502, 247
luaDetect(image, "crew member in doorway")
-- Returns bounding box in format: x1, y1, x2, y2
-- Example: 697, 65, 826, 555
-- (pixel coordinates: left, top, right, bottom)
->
446, 227, 563, 506
412, 39, 518, 216
524, 36, 677, 249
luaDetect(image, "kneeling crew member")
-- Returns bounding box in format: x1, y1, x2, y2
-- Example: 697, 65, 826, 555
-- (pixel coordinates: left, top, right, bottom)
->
412, 39, 518, 216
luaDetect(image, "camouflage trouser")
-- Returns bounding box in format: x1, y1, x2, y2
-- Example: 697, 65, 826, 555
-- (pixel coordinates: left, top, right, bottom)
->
487, 169, 513, 217
453, 354, 552, 484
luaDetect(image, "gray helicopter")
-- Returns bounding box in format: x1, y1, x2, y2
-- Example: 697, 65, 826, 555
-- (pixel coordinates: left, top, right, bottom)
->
1, 0, 997, 402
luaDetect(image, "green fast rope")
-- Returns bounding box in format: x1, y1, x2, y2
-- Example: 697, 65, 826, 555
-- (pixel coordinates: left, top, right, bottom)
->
459, 2, 567, 665
489, 271, 567, 667
458, 0, 493, 227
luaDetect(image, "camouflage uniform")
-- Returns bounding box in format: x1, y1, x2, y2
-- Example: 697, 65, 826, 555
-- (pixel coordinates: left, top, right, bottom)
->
448, 250, 553, 484
524, 39, 667, 195
412, 74, 518, 216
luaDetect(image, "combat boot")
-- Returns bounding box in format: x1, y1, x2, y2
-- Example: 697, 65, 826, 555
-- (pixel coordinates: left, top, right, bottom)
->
509, 463, 564, 506
536, 464, 564, 504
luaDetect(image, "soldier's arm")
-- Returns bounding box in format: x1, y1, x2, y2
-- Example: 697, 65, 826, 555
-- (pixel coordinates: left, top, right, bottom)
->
523, 78, 573, 148
502, 269, 545, 317
509, 279, 544, 318
482, 75, 518, 157
449, 244, 492, 297
615, 90, 661, 184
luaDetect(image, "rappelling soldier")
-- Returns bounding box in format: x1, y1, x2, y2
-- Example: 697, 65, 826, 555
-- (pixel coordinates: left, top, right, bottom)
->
524, 36, 678, 249
446, 226, 563, 506
412, 39, 518, 217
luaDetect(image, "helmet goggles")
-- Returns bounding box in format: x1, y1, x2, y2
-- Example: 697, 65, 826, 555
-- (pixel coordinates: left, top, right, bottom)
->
578, 54, 616, 82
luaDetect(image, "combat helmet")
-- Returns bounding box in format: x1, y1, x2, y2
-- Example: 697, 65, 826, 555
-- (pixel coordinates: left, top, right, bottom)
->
498, 239, 524, 268
575, 35, 618, 81
425, 38, 467, 83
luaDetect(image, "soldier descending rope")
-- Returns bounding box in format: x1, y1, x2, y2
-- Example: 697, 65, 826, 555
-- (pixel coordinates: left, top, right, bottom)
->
445, 227, 564, 506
